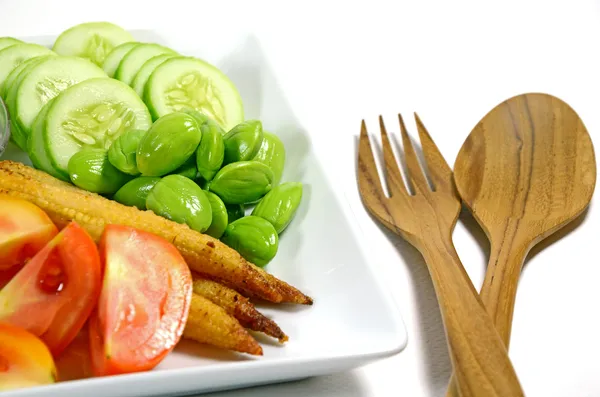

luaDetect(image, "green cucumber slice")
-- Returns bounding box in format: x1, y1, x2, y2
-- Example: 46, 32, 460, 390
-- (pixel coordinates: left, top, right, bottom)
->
0, 43, 54, 92
131, 53, 176, 97
14, 56, 107, 142
5, 56, 56, 150
52, 22, 134, 66
144, 56, 244, 131
44, 78, 152, 176
102, 41, 139, 77
27, 98, 69, 181
0, 37, 22, 51
115, 43, 176, 85
2, 54, 56, 98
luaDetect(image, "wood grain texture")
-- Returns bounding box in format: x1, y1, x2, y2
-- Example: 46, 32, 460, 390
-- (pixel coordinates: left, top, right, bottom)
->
445, 92, 596, 397
358, 114, 524, 397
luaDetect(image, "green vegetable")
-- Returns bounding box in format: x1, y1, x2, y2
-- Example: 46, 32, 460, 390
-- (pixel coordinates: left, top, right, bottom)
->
131, 53, 175, 97
221, 216, 279, 267
102, 42, 139, 78
115, 43, 176, 85
253, 131, 286, 186
226, 204, 245, 224
223, 120, 263, 165
208, 161, 274, 205
42, 78, 152, 178
68, 148, 132, 194
137, 112, 202, 176
252, 182, 303, 234
171, 156, 198, 179
204, 191, 228, 239
143, 56, 244, 130
182, 108, 210, 127
195, 118, 224, 181
52, 22, 134, 66
107, 129, 146, 175
113, 176, 161, 210
146, 174, 212, 233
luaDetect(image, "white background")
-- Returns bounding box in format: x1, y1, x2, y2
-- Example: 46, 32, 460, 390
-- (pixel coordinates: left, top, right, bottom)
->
1, 0, 599, 396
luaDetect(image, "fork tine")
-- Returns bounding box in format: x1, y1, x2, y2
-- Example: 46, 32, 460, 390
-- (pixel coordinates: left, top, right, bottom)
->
414, 113, 453, 191
358, 119, 385, 199
398, 113, 430, 194
379, 116, 407, 197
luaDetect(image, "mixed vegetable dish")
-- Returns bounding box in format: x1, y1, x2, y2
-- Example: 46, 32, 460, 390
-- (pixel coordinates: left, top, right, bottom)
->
0, 21, 311, 392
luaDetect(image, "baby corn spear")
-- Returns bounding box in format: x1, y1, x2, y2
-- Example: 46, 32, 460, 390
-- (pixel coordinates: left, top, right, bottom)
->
184, 294, 263, 356
192, 276, 288, 342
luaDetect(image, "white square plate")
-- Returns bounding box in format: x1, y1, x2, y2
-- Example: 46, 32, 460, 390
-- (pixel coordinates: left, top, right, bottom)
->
1, 30, 407, 397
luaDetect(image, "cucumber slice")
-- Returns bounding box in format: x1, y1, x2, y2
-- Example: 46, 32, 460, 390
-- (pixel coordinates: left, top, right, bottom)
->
14, 56, 107, 142
2, 54, 56, 98
102, 41, 139, 78
0, 37, 22, 51
45, 78, 152, 176
144, 56, 244, 131
131, 53, 176, 97
0, 43, 54, 92
115, 43, 176, 85
27, 98, 69, 181
52, 22, 134, 66
4, 56, 55, 150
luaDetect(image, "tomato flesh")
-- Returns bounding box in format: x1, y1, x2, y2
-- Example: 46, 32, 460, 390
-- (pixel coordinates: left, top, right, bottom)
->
54, 327, 93, 382
90, 224, 192, 376
0, 221, 102, 356
0, 322, 57, 391
0, 195, 58, 287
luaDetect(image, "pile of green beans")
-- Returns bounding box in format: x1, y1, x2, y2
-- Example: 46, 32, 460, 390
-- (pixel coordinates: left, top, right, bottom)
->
66, 109, 303, 267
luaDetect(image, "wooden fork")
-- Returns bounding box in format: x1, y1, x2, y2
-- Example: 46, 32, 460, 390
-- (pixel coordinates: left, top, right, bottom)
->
357, 113, 525, 397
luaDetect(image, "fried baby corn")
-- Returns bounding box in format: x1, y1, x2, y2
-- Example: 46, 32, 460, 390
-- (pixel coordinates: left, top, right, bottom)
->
0, 160, 313, 305
184, 294, 263, 356
192, 277, 288, 342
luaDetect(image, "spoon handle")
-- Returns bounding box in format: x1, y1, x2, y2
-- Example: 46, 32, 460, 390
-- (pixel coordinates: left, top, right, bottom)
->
419, 232, 525, 397
445, 221, 530, 397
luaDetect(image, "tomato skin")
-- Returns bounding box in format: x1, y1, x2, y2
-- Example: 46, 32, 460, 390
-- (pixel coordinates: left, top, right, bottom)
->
0, 221, 102, 356
0, 322, 57, 391
0, 195, 58, 287
90, 224, 192, 376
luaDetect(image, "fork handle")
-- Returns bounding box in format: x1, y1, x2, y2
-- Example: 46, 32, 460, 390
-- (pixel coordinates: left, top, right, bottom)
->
419, 231, 525, 397
445, 222, 531, 397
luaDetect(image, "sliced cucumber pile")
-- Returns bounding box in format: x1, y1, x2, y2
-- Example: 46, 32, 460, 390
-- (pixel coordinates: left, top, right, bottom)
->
2, 21, 247, 191
41, 78, 152, 177
131, 53, 176, 97
102, 41, 139, 77
115, 43, 177, 85
145, 56, 244, 131
0, 43, 55, 92
52, 22, 134, 66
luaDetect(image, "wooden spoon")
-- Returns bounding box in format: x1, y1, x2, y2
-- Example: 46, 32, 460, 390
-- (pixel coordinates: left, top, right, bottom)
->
446, 92, 596, 397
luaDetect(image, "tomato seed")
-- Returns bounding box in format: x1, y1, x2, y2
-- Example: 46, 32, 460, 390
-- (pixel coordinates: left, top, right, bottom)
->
37, 247, 68, 294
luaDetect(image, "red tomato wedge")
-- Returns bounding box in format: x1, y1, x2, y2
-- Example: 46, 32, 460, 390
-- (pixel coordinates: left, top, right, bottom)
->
0, 221, 102, 356
0, 322, 57, 391
0, 195, 58, 287
89, 224, 192, 376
